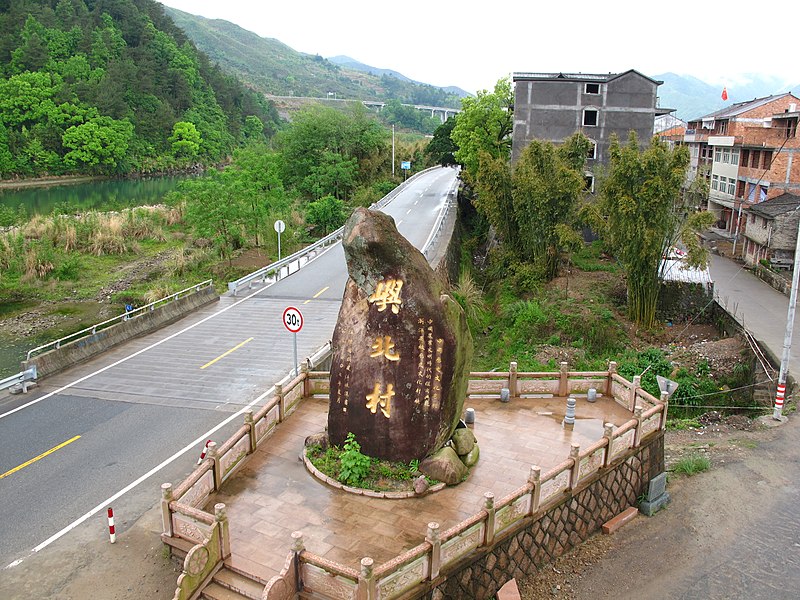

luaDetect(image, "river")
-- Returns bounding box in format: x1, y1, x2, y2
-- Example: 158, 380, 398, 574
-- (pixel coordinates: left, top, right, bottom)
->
0, 175, 191, 378
0, 175, 189, 217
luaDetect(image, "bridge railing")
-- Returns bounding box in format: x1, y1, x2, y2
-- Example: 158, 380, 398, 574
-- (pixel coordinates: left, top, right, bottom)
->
226, 167, 442, 296
0, 365, 37, 394
423, 172, 459, 259
25, 280, 214, 362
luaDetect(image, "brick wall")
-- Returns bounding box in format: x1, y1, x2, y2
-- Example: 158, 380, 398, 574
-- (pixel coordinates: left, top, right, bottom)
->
423, 433, 664, 600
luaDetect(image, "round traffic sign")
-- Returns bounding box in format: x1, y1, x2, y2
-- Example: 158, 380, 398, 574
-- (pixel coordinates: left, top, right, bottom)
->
282, 306, 303, 333
274, 219, 286, 234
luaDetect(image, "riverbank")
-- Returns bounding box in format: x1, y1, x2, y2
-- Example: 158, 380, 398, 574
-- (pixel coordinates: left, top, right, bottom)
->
0, 175, 106, 190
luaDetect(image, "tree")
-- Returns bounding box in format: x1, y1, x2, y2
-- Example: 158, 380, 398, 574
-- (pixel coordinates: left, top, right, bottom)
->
62, 115, 133, 171
589, 132, 714, 328
451, 78, 513, 182
306, 195, 347, 234
426, 117, 458, 166
182, 172, 243, 265
169, 121, 201, 158
475, 133, 591, 280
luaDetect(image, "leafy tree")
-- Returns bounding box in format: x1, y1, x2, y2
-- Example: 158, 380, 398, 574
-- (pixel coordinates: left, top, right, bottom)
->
242, 115, 264, 141
588, 133, 714, 328
183, 172, 243, 265
451, 78, 513, 182
426, 117, 458, 166
62, 115, 133, 171
306, 195, 347, 234
168, 121, 201, 158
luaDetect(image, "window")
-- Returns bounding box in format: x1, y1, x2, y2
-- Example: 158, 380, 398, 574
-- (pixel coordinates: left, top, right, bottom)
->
587, 140, 597, 160
727, 179, 735, 195
737, 179, 746, 197
712, 174, 719, 191
785, 117, 798, 138
741, 149, 749, 165
714, 148, 722, 162
585, 83, 600, 94
731, 149, 739, 165
723, 148, 730, 163
583, 109, 598, 127
763, 150, 773, 169
751, 150, 760, 168
584, 174, 595, 192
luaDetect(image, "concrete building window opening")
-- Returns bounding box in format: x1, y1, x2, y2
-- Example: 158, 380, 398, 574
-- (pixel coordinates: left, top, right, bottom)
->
584, 173, 595, 193
715, 147, 722, 162
587, 140, 597, 160
583, 108, 599, 127
712, 174, 719, 191
585, 82, 600, 94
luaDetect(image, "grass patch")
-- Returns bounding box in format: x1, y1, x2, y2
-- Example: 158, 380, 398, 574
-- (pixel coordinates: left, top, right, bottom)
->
667, 418, 703, 430
671, 454, 711, 476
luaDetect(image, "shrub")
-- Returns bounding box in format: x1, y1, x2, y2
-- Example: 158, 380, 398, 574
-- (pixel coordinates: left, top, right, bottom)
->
339, 433, 371, 486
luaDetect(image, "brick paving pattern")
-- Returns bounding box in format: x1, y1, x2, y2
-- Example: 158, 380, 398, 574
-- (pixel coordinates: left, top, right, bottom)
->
205, 395, 635, 581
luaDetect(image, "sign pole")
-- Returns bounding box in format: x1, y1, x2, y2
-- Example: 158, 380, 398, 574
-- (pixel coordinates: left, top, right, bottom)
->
274, 220, 286, 261
293, 332, 299, 378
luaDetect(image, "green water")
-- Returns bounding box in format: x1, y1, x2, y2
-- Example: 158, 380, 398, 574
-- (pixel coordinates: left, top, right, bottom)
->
0, 175, 189, 217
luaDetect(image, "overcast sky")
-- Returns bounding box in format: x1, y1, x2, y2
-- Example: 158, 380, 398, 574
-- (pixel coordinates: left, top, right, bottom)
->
159, 0, 797, 94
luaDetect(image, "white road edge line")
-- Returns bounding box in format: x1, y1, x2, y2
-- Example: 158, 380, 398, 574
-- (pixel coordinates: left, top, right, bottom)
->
5, 383, 276, 568
0, 239, 341, 421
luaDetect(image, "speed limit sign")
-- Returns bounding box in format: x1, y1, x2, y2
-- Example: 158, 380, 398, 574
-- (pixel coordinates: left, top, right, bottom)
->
283, 306, 303, 333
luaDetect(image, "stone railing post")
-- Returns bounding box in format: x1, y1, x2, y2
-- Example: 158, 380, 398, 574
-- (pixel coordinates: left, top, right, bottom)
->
483, 492, 495, 546
301, 362, 310, 398
206, 441, 221, 490
509, 361, 518, 401
606, 361, 617, 397
275, 384, 285, 422
559, 362, 569, 397
569, 443, 581, 489
629, 375, 641, 412
244, 411, 256, 453
161, 482, 173, 536
528, 466, 541, 515
357, 557, 376, 600
215, 503, 230, 559
426, 522, 441, 580
603, 423, 614, 466
633, 406, 644, 447
660, 391, 669, 429
291, 531, 304, 593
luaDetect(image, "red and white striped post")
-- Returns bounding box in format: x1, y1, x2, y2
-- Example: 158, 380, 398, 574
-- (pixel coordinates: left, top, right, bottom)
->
774, 383, 786, 417
197, 439, 212, 465
107, 507, 116, 543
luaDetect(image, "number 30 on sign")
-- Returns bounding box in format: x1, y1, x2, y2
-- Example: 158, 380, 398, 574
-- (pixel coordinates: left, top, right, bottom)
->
283, 306, 303, 333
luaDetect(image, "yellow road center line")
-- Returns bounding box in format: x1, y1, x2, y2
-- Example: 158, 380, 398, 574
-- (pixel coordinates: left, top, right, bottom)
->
304, 285, 330, 304
200, 337, 254, 370
0, 435, 81, 480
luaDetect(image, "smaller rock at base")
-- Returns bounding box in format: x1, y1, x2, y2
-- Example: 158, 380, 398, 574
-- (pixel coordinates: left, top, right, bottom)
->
461, 443, 480, 467
420, 446, 468, 486
304, 432, 329, 450
413, 475, 430, 495
451, 428, 476, 456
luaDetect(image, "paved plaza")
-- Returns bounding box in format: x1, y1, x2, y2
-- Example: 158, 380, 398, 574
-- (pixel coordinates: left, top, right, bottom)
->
205, 394, 635, 582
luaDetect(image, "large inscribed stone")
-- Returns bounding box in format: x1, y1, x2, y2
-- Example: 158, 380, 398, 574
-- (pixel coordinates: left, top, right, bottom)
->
328, 207, 472, 462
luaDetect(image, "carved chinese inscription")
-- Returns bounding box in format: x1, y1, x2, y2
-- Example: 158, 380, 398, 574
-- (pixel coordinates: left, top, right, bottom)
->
328, 207, 472, 462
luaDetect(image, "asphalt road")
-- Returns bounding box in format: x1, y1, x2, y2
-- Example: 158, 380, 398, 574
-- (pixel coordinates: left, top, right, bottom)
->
0, 166, 459, 569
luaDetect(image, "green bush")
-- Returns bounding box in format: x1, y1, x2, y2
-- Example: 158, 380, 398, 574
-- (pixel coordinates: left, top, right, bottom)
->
672, 454, 710, 476
339, 433, 371, 486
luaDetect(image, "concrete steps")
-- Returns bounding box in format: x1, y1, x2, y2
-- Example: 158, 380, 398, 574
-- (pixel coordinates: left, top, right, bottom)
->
200, 566, 266, 600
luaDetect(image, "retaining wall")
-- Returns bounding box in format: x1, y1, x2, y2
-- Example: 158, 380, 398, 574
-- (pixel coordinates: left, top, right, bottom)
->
24, 286, 219, 378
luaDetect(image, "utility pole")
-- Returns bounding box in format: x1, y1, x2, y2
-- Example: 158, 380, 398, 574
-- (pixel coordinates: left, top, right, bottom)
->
773, 214, 800, 421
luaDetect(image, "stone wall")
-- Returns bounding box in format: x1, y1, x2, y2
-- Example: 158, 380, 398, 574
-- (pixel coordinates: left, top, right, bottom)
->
753, 264, 791, 296
427, 432, 664, 599
657, 281, 714, 324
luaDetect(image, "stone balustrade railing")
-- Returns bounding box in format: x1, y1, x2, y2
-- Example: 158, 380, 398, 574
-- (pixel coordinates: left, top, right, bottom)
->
161, 360, 668, 600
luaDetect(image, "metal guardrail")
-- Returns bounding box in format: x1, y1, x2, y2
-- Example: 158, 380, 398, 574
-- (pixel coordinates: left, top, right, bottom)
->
0, 365, 37, 394
25, 280, 214, 361
227, 166, 441, 296
423, 172, 460, 258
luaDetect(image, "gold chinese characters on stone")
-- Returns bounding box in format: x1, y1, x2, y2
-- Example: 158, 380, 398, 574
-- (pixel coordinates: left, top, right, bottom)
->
368, 278, 403, 314
370, 335, 400, 362
366, 383, 394, 418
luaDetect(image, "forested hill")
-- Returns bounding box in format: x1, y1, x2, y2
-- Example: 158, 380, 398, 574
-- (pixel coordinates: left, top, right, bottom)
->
163, 6, 464, 109
0, 0, 280, 179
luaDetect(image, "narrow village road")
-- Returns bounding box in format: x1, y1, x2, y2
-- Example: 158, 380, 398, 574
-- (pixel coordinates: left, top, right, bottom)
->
566, 255, 800, 599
